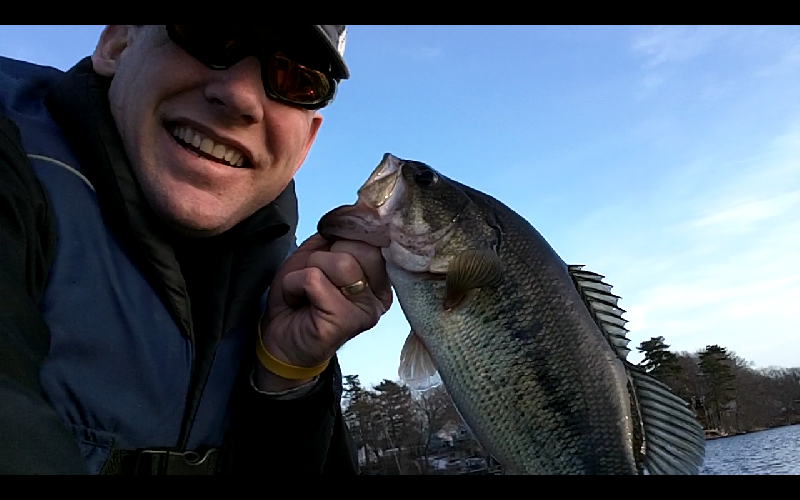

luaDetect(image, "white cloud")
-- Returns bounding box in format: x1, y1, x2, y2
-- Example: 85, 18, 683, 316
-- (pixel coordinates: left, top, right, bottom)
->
618, 122, 800, 368
629, 26, 800, 103
634, 72, 668, 99
691, 190, 800, 229
631, 25, 729, 68
626, 272, 800, 367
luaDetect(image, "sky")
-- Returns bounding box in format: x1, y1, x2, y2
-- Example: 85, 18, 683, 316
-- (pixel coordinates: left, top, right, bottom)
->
1, 25, 798, 389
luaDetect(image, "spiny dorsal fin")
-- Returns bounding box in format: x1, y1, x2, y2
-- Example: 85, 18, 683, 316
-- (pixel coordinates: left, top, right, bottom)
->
444, 249, 503, 310
398, 330, 441, 392
570, 265, 706, 473
628, 366, 706, 474
568, 265, 631, 361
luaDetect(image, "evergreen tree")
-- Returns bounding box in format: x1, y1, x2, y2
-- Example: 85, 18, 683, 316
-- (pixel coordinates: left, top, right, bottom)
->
373, 380, 417, 474
342, 375, 381, 469
698, 345, 737, 431
636, 336, 682, 384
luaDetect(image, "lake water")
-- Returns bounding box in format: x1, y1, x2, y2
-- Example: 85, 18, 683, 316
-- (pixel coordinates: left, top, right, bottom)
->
700, 424, 800, 475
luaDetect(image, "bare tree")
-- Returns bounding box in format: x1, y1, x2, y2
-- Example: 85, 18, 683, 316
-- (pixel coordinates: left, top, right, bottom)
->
408, 384, 462, 474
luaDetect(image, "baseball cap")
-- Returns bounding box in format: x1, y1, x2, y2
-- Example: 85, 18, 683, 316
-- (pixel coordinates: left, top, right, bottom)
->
313, 25, 349, 80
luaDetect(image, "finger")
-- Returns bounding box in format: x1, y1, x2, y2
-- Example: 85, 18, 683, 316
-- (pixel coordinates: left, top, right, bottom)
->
328, 240, 393, 311
305, 251, 367, 290
281, 266, 350, 314
297, 233, 333, 253
281, 267, 383, 336
265, 234, 339, 313
295, 252, 387, 318
276, 234, 333, 276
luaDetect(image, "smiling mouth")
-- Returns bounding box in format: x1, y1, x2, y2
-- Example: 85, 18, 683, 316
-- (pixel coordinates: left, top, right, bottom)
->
168, 123, 251, 168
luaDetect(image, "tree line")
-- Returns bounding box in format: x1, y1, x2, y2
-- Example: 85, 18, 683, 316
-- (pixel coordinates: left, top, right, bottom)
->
342, 338, 800, 474
636, 337, 800, 434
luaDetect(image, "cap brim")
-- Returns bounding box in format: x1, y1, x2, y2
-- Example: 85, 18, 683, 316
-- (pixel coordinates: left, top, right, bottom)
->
312, 25, 349, 80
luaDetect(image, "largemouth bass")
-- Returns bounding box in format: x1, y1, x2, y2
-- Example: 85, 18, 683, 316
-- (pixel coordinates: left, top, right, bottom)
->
318, 153, 705, 475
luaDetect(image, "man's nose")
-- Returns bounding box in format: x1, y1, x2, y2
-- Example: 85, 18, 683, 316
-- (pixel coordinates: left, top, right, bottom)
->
203, 56, 266, 125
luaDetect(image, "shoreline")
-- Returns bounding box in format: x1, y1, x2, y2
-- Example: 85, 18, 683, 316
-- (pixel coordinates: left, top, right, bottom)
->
704, 422, 799, 440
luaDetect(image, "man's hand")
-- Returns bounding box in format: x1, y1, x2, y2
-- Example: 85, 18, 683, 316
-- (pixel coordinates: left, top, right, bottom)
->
256, 234, 393, 392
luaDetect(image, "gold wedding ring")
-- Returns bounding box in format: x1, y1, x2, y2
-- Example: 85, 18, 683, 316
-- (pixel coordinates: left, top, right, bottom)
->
340, 279, 368, 296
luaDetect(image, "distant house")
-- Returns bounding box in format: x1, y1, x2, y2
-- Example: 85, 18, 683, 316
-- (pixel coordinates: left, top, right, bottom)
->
426, 421, 498, 473
354, 419, 503, 474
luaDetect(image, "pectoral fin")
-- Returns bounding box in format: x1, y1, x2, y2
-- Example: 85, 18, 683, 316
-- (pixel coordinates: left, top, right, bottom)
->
398, 330, 440, 391
444, 249, 503, 310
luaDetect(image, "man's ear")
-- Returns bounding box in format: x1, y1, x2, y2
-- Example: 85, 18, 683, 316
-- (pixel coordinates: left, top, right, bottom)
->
91, 25, 132, 77
292, 113, 324, 176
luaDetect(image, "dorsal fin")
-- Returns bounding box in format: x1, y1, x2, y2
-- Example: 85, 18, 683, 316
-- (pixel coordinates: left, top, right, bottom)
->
568, 265, 632, 361
629, 366, 706, 474
570, 265, 706, 473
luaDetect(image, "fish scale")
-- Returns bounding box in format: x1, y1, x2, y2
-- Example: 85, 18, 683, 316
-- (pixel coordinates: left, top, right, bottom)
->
387, 223, 639, 474
318, 153, 705, 475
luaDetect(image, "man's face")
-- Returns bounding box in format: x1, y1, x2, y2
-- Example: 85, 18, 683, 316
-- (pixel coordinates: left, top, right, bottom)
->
92, 25, 323, 237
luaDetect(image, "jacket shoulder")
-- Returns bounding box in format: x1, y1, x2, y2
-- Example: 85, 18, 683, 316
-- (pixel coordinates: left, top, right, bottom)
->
0, 56, 64, 113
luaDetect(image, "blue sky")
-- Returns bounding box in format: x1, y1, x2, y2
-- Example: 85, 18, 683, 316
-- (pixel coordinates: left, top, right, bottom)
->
2, 26, 798, 389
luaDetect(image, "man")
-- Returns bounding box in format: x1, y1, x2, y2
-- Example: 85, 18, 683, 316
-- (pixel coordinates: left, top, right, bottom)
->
0, 25, 392, 474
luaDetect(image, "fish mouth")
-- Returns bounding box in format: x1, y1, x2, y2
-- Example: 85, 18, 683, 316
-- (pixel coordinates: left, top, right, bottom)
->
317, 200, 391, 247
358, 153, 404, 214
317, 153, 405, 247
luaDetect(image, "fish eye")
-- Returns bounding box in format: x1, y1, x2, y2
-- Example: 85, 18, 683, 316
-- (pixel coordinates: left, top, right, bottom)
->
414, 168, 438, 188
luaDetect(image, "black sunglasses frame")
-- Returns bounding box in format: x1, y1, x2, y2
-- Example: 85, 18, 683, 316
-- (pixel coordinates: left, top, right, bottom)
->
166, 25, 337, 111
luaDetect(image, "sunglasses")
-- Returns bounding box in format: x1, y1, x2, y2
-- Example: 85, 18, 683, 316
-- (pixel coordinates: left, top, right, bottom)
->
166, 25, 337, 110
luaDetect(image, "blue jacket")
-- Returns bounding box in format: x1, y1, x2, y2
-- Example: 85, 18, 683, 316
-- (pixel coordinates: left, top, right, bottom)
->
0, 56, 356, 474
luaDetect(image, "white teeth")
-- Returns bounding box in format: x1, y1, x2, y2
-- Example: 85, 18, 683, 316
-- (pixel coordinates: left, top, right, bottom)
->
171, 124, 247, 167
199, 138, 214, 155
211, 144, 226, 160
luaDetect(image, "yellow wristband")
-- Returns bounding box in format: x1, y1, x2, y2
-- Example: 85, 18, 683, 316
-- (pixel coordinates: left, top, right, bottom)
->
256, 336, 330, 380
